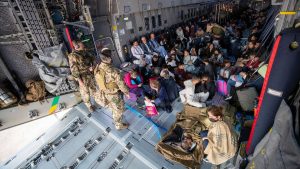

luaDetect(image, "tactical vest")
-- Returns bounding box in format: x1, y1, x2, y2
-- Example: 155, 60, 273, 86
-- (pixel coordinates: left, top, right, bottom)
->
95, 67, 118, 91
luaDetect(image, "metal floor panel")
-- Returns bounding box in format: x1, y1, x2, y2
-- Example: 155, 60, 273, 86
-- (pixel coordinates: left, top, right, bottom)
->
0, 92, 82, 131
118, 153, 153, 169
54, 125, 100, 165
1, 101, 208, 169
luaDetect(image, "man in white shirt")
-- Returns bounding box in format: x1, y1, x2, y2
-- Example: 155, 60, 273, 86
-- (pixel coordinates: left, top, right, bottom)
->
179, 76, 206, 108
131, 40, 152, 66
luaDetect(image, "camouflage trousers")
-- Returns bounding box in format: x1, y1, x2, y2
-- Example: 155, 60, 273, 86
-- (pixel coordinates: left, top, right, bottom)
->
78, 75, 96, 109
104, 93, 125, 129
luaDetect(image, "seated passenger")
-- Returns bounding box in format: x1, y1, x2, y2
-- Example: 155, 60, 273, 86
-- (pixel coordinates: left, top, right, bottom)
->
183, 50, 199, 74
203, 59, 215, 80
124, 70, 144, 97
179, 76, 206, 108
148, 33, 168, 58
200, 106, 237, 165
201, 42, 216, 59
241, 41, 258, 58
195, 74, 216, 102
151, 53, 166, 68
140, 36, 155, 54
190, 47, 198, 57
225, 71, 248, 100
147, 79, 172, 113
209, 49, 224, 65
131, 40, 152, 66
219, 60, 232, 80
160, 65, 175, 78
174, 63, 190, 88
166, 54, 180, 71
245, 53, 260, 70
159, 70, 180, 103
176, 26, 186, 42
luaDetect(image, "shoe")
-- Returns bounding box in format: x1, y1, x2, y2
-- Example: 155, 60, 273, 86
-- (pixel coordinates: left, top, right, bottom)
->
224, 96, 232, 101
116, 123, 129, 130
203, 158, 209, 163
166, 107, 173, 113
88, 105, 96, 112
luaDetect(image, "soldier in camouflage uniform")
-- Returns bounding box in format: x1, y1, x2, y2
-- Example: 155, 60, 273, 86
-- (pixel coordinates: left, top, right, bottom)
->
94, 48, 130, 130
68, 40, 96, 112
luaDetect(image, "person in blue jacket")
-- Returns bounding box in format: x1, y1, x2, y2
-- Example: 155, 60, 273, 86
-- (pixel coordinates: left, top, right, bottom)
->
159, 69, 180, 103
146, 79, 173, 113
225, 71, 248, 100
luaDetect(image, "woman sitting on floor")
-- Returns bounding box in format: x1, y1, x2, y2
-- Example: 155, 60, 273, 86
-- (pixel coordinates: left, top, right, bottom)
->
124, 69, 144, 97
195, 74, 216, 102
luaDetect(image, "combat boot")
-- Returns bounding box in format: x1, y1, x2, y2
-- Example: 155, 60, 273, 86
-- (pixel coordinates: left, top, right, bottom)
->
115, 123, 129, 130
88, 105, 96, 112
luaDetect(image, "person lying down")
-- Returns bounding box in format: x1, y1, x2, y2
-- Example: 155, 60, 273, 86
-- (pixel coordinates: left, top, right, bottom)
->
162, 125, 197, 153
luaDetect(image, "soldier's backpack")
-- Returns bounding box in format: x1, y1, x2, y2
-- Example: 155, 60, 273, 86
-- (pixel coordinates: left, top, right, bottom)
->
94, 67, 118, 91
25, 80, 46, 102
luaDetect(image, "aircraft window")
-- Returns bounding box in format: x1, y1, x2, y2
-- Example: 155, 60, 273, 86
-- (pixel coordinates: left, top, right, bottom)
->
188, 9, 190, 18
139, 27, 143, 31
158, 14, 162, 26
144, 17, 149, 31
124, 6, 131, 13
151, 16, 156, 29
130, 29, 134, 34
164, 20, 167, 24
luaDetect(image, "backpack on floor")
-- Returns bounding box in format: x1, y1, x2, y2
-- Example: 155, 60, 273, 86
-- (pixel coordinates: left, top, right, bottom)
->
217, 80, 228, 96
25, 80, 46, 102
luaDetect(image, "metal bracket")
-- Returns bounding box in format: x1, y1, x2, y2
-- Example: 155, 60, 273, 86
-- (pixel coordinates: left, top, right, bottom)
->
29, 110, 39, 119
58, 103, 67, 111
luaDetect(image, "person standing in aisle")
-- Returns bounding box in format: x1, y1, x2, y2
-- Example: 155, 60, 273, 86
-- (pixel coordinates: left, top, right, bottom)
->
94, 48, 130, 130
68, 39, 96, 112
